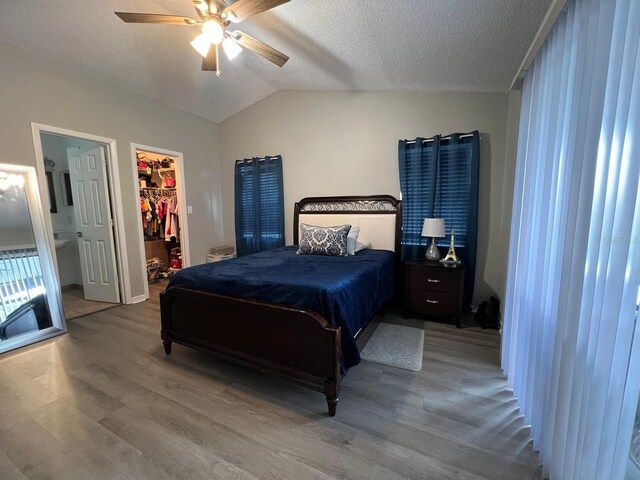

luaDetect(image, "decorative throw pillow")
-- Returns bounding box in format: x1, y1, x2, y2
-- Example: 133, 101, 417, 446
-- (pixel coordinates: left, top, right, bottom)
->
346, 226, 360, 256
297, 224, 351, 257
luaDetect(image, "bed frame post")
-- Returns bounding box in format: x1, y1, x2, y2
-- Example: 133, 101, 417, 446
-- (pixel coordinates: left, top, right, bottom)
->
160, 291, 173, 355
324, 382, 340, 417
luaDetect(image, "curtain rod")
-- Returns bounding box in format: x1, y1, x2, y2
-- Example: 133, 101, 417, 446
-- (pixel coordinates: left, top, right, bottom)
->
404, 133, 475, 145
510, 0, 568, 90
235, 156, 279, 164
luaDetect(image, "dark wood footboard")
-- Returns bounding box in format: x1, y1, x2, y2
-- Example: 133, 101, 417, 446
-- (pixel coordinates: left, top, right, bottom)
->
160, 287, 343, 415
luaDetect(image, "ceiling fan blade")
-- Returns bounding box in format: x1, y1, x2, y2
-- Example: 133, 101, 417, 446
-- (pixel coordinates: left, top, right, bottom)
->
115, 12, 198, 25
232, 30, 288, 67
223, 0, 289, 22
202, 44, 220, 74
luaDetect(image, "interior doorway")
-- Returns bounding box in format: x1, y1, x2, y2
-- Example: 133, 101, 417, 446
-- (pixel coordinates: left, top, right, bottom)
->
131, 144, 190, 296
31, 124, 135, 320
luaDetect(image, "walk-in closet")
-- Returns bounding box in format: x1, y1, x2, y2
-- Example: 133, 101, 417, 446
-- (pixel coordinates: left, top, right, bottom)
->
136, 149, 184, 283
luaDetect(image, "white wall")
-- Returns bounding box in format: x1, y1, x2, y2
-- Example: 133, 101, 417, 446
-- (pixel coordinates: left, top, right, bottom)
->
218, 91, 514, 305
0, 41, 223, 300
0, 40, 520, 305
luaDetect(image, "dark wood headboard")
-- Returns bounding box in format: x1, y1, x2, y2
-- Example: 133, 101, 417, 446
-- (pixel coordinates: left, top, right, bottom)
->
293, 195, 402, 256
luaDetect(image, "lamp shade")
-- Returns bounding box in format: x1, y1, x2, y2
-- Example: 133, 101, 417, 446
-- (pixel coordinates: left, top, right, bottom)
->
421, 218, 445, 237
222, 37, 242, 60
191, 33, 212, 58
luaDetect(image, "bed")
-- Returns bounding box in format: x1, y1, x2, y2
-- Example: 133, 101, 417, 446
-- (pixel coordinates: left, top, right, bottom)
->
159, 195, 402, 416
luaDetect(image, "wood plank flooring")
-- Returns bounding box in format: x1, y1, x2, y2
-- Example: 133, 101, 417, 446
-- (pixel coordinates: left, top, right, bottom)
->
61, 285, 118, 320
0, 282, 541, 479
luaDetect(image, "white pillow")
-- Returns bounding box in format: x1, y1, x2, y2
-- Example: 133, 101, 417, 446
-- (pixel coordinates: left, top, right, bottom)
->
355, 240, 371, 253
346, 226, 360, 255
347, 227, 372, 255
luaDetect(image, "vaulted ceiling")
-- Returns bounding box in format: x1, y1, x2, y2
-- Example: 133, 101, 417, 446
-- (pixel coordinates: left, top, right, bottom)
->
0, 0, 551, 122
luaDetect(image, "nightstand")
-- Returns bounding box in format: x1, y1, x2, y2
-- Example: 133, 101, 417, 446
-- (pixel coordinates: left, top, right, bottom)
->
403, 259, 465, 328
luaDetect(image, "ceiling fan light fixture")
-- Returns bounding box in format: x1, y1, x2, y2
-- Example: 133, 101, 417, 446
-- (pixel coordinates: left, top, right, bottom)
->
222, 37, 242, 60
115, 0, 291, 74
193, 1, 207, 14
191, 33, 212, 57
202, 20, 224, 44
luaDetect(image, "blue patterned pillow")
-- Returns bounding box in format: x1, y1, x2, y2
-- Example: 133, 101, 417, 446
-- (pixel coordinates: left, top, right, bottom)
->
297, 224, 352, 257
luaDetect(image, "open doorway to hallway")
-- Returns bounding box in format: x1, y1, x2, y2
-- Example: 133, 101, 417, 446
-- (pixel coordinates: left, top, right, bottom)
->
38, 132, 122, 320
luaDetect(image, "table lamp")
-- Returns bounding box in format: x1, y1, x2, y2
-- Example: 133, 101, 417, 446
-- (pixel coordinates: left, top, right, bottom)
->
421, 218, 445, 261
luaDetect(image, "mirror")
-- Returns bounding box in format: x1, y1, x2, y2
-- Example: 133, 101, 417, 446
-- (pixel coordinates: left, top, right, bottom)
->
0, 164, 66, 354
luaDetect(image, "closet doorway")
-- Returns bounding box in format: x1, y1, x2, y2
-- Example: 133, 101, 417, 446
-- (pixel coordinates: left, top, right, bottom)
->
131, 144, 190, 296
31, 125, 131, 320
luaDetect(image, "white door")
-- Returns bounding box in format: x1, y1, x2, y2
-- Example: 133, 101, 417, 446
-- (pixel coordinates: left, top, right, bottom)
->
67, 146, 120, 303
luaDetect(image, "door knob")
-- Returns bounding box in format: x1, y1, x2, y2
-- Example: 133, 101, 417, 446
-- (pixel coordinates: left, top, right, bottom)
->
76, 232, 83, 238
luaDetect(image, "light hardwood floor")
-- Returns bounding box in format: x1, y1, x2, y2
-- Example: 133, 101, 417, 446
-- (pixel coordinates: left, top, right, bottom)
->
61, 285, 118, 320
0, 282, 541, 479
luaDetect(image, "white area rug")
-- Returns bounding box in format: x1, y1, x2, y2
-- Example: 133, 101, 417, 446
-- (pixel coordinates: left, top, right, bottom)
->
360, 322, 424, 372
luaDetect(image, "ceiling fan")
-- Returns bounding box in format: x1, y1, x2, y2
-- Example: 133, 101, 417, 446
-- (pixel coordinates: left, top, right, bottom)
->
115, 0, 289, 76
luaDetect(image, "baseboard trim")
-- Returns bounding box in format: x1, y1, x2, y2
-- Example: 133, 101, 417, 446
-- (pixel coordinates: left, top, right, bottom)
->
129, 294, 148, 304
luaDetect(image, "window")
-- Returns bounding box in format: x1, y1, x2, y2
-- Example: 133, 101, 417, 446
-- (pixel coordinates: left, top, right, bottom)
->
399, 132, 479, 310
234, 156, 284, 256
0, 247, 45, 323
399, 140, 437, 250
399, 133, 478, 251
434, 140, 474, 247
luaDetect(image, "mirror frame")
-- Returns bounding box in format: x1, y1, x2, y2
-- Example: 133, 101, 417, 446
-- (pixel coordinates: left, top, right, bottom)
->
0, 163, 67, 354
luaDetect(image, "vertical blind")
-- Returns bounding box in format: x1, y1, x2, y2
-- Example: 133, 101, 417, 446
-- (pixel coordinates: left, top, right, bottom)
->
234, 155, 284, 257
0, 247, 45, 323
502, 0, 640, 478
399, 132, 480, 309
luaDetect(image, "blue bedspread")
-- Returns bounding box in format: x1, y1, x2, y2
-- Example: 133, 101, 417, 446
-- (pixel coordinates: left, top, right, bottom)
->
167, 246, 396, 369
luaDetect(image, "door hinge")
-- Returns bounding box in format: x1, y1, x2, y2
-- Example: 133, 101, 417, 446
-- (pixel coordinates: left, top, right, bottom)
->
114, 273, 119, 284
109, 218, 114, 228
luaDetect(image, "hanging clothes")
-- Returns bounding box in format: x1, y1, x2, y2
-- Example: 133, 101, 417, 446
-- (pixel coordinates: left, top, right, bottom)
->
139, 189, 178, 242
165, 196, 179, 242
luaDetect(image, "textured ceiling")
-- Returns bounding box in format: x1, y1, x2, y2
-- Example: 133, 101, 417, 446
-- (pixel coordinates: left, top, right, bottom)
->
0, 0, 551, 122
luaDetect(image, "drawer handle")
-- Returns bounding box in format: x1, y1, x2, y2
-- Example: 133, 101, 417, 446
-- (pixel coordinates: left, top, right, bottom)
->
427, 279, 441, 283
426, 299, 440, 304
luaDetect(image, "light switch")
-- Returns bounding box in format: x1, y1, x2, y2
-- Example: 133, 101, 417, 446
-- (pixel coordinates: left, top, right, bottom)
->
187, 205, 193, 214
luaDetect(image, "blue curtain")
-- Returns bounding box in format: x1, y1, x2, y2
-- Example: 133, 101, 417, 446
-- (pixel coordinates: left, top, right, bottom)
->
399, 131, 479, 310
234, 155, 284, 256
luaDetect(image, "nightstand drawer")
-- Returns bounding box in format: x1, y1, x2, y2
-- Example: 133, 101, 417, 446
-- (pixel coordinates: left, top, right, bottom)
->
409, 267, 459, 292
408, 290, 458, 316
